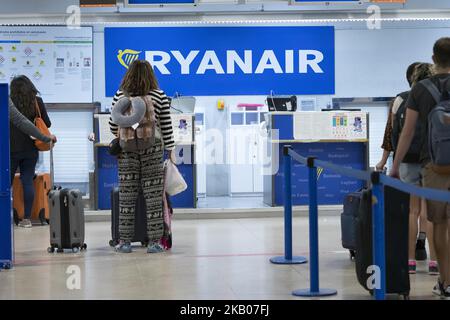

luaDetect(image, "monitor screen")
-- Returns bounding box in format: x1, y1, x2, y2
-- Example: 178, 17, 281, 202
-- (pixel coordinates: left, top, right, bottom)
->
267, 96, 297, 112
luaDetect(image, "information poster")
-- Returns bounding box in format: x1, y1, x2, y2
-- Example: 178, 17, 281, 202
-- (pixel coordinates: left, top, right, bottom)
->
293, 111, 367, 140
171, 114, 193, 144
0, 26, 93, 103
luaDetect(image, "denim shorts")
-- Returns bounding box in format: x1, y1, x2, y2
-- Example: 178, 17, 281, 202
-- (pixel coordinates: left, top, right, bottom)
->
399, 163, 422, 186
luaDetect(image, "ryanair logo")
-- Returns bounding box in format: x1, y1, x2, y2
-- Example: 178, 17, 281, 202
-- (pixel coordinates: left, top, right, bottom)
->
317, 167, 324, 181
117, 49, 141, 69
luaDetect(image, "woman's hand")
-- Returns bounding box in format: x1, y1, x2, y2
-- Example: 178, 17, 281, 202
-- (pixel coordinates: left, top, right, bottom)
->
169, 150, 176, 163
375, 161, 385, 172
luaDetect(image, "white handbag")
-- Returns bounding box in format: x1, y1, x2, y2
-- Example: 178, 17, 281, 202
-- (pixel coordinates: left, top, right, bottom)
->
164, 160, 187, 196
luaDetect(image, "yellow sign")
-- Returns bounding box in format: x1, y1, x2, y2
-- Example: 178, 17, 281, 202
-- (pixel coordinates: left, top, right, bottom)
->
317, 167, 324, 181
117, 49, 141, 69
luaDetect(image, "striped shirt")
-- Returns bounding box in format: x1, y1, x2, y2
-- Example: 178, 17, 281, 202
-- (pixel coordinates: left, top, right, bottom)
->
109, 89, 175, 151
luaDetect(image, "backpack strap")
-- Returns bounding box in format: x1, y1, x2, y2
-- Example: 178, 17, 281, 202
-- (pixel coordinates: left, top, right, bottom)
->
422, 79, 442, 104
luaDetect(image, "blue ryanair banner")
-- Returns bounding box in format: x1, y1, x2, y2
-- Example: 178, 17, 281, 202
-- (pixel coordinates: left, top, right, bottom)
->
104, 26, 335, 96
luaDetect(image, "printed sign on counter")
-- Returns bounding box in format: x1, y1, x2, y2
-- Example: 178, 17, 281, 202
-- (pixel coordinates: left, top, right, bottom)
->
293, 111, 367, 140
171, 114, 193, 144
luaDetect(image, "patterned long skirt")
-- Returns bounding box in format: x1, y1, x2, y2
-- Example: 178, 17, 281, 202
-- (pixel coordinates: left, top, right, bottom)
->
118, 139, 164, 243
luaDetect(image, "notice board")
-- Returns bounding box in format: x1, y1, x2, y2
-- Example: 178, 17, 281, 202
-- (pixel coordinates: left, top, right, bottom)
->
0, 26, 93, 103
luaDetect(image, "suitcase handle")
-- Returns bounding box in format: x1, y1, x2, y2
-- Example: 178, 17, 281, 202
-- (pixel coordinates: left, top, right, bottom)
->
50, 141, 55, 188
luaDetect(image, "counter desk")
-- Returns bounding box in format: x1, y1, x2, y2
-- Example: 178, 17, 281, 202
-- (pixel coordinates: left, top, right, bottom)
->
263, 111, 370, 206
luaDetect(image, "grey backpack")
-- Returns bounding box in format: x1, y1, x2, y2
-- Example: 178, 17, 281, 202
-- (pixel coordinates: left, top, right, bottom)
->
422, 78, 450, 166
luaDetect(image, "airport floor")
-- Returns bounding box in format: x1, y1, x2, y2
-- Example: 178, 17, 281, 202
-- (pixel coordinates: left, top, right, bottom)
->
197, 196, 269, 209
0, 216, 441, 300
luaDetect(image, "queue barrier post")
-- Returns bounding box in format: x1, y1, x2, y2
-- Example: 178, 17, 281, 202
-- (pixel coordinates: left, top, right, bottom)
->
371, 171, 386, 300
292, 157, 337, 297
270, 145, 307, 265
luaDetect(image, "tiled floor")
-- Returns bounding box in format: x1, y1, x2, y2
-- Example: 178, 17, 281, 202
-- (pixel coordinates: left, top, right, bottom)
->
197, 196, 269, 209
0, 216, 440, 300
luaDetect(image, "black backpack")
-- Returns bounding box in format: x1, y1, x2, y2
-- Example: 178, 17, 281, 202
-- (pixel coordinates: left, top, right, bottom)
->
391, 91, 421, 161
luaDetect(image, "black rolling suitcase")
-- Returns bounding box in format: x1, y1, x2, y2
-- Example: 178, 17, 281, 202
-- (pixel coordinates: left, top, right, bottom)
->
355, 186, 410, 299
109, 187, 149, 247
340, 191, 363, 259
47, 148, 87, 253
48, 188, 86, 253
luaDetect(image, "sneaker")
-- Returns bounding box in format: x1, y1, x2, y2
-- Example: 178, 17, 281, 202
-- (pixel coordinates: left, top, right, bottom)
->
443, 286, 450, 300
115, 241, 132, 253
415, 239, 427, 261
428, 261, 439, 276
18, 219, 32, 228
408, 260, 417, 274
432, 279, 444, 297
147, 243, 165, 254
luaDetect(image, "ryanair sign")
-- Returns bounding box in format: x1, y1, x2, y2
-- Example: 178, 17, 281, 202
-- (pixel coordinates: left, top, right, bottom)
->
105, 26, 335, 96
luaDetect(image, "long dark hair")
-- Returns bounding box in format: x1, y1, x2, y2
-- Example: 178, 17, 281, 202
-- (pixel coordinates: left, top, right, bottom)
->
10, 75, 39, 120
120, 60, 159, 96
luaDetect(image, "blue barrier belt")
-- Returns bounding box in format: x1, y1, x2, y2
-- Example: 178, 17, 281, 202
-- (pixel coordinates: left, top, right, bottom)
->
288, 148, 450, 203
288, 149, 308, 165
380, 175, 450, 203
315, 159, 371, 181
289, 148, 370, 181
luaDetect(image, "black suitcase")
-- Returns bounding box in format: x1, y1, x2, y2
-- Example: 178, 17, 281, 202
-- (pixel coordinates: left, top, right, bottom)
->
47, 148, 87, 254
109, 187, 149, 247
340, 191, 362, 259
355, 186, 410, 299
48, 188, 87, 253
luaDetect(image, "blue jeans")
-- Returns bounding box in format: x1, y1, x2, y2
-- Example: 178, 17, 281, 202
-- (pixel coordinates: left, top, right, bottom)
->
10, 150, 38, 219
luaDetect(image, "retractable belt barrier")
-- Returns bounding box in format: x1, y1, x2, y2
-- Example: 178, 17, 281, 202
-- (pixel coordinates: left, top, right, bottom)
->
274, 145, 450, 300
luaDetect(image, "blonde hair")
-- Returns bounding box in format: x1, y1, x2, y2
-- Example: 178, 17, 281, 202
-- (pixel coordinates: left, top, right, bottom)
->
120, 60, 159, 96
411, 63, 434, 86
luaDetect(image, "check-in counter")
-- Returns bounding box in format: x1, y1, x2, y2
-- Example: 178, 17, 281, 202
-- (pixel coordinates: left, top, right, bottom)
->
263, 111, 369, 206
93, 113, 197, 210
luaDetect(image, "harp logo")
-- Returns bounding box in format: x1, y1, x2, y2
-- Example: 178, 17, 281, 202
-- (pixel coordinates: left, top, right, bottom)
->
317, 167, 324, 181
117, 49, 141, 69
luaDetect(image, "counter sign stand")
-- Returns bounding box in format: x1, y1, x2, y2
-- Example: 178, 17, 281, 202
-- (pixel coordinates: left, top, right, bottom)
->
0, 84, 13, 270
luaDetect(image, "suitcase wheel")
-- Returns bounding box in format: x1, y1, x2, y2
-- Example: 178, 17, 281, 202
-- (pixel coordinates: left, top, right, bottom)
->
109, 240, 118, 247
2, 262, 11, 270
13, 211, 19, 226
39, 210, 45, 225
47, 247, 55, 253
45, 219, 50, 225
349, 250, 356, 260
72, 247, 79, 253
81, 244, 87, 251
